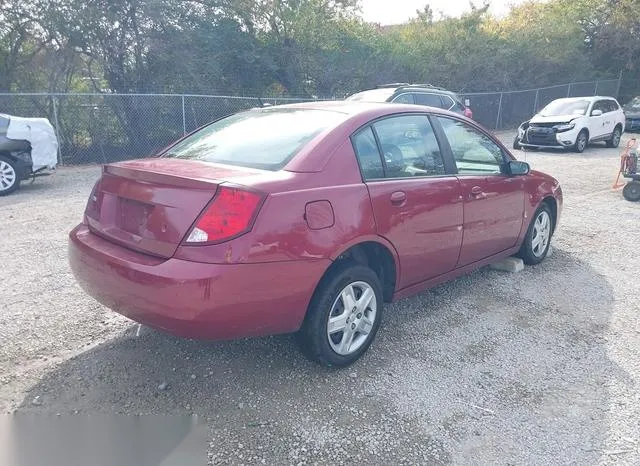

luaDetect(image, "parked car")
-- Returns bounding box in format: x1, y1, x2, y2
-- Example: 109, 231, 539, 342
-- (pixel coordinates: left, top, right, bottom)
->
623, 96, 640, 132
68, 101, 562, 367
513, 96, 625, 153
346, 83, 473, 119
0, 113, 58, 195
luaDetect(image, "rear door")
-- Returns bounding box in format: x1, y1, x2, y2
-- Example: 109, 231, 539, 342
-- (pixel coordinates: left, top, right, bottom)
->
351, 114, 463, 289
433, 116, 525, 267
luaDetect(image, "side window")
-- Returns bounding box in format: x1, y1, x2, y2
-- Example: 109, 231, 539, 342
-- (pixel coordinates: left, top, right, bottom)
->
352, 127, 384, 180
451, 101, 466, 112
606, 100, 619, 112
413, 93, 444, 108
440, 96, 455, 110
372, 115, 446, 178
436, 116, 505, 175
592, 101, 606, 114
392, 94, 415, 104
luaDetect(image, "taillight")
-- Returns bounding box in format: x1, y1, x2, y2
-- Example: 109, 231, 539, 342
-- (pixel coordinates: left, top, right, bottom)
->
185, 186, 263, 244
84, 179, 102, 224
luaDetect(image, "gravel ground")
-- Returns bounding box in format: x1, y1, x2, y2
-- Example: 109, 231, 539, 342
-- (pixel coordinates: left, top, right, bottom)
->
1, 132, 639, 465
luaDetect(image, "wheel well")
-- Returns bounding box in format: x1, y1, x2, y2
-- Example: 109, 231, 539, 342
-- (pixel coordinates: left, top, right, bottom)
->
331, 242, 397, 302
579, 128, 589, 139
542, 196, 557, 233
614, 123, 623, 131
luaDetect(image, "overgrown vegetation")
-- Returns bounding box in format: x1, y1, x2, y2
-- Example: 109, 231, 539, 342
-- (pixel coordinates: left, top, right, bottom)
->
1, 0, 638, 99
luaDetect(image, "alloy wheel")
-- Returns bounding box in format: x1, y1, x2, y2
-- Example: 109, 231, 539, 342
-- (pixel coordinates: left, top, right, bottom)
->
327, 281, 377, 356
0, 160, 16, 192
531, 210, 551, 257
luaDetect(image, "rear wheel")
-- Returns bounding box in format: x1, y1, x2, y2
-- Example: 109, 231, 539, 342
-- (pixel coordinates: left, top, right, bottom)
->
298, 263, 383, 367
518, 203, 553, 265
623, 181, 640, 202
574, 130, 588, 153
0, 155, 20, 196
606, 126, 622, 148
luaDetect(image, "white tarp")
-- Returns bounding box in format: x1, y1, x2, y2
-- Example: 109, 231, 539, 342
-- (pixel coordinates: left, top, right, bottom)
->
6, 115, 58, 172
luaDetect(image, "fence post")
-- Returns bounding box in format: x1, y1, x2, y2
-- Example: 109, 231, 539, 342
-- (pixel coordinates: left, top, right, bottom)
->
615, 70, 623, 98
181, 95, 187, 136
594, 80, 598, 96
52, 95, 62, 165
495, 92, 503, 130
533, 89, 539, 113
567, 83, 572, 97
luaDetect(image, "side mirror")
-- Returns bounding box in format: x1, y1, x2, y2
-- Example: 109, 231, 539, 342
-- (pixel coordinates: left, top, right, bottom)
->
508, 160, 530, 176
591, 109, 603, 117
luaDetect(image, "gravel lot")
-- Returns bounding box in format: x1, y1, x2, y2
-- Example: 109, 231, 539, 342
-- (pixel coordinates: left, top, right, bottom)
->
1, 132, 639, 465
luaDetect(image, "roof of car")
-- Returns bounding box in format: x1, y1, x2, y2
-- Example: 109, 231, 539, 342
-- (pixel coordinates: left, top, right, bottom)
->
554, 96, 617, 103
270, 100, 412, 114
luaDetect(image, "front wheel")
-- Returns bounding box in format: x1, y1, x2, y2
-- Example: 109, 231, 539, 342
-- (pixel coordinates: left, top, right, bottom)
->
0, 155, 20, 196
606, 126, 622, 148
297, 263, 383, 367
573, 130, 588, 153
513, 136, 522, 150
517, 204, 553, 265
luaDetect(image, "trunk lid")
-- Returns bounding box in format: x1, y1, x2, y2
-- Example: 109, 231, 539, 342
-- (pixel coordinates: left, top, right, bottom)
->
85, 158, 267, 258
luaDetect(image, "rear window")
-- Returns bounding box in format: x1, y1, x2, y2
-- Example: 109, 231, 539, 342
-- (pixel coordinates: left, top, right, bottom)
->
164, 108, 347, 170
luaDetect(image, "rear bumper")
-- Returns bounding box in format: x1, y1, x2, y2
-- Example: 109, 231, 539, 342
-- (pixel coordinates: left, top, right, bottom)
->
68, 225, 330, 340
626, 118, 640, 131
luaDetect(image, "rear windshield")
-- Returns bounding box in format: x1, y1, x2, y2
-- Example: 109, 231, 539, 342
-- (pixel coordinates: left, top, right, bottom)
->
345, 88, 395, 102
163, 108, 347, 170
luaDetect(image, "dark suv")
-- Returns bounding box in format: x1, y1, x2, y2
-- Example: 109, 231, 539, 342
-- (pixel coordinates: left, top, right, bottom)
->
345, 83, 473, 119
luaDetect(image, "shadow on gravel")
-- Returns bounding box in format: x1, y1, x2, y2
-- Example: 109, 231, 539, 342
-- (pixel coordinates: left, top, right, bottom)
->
17, 247, 625, 464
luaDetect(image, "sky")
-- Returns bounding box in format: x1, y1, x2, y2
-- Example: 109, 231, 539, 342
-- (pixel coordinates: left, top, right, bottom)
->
359, 0, 530, 25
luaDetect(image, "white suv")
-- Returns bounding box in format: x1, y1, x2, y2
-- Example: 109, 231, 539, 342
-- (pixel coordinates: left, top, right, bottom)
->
514, 96, 626, 153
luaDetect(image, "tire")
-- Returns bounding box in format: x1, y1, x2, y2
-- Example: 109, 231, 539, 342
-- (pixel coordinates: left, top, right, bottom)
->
622, 181, 640, 202
0, 155, 20, 196
573, 130, 588, 153
297, 263, 383, 367
606, 125, 622, 148
517, 203, 554, 265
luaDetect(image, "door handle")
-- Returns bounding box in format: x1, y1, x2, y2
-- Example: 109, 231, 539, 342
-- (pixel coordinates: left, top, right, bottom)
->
470, 186, 486, 199
390, 191, 406, 205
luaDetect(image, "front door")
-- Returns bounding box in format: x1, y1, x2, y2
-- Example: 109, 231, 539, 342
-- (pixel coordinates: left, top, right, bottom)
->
433, 116, 526, 267
588, 100, 609, 139
350, 114, 463, 289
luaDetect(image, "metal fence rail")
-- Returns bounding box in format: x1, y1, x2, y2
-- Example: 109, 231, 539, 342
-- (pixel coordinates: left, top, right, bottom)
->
460, 79, 620, 132
0, 78, 621, 165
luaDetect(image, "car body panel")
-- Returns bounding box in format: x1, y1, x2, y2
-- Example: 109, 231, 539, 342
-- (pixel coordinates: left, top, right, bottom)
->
456, 175, 525, 266
365, 176, 464, 288
69, 101, 563, 341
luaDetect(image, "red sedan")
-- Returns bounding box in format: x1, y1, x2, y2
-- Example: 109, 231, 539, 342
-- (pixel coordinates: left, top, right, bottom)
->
69, 101, 562, 366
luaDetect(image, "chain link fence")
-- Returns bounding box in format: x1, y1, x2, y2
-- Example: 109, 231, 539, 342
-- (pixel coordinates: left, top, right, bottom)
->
0, 78, 621, 165
460, 79, 620, 132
